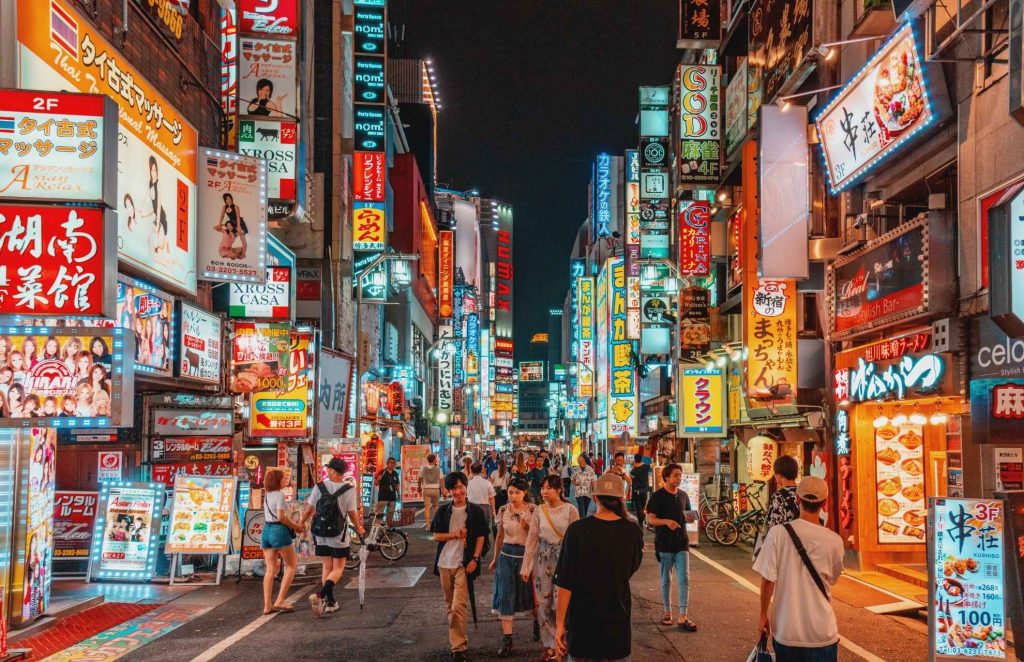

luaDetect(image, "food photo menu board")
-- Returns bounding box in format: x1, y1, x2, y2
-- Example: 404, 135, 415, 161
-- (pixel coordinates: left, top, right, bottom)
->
875, 422, 926, 543
166, 475, 237, 555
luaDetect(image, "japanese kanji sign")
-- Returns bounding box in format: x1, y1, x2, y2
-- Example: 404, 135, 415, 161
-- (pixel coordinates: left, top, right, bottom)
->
678, 200, 711, 276
250, 331, 312, 438
439, 230, 454, 318
53, 490, 97, 566
743, 279, 798, 404
0, 89, 116, 205
353, 151, 386, 202
177, 302, 222, 384
18, 0, 200, 294
678, 65, 721, 185
197, 147, 268, 283
577, 277, 595, 398
351, 202, 387, 251
0, 204, 115, 317
749, 0, 813, 106
971, 378, 1024, 445
816, 24, 938, 194
678, 365, 727, 437
678, 0, 721, 48
605, 257, 638, 438
316, 348, 353, 438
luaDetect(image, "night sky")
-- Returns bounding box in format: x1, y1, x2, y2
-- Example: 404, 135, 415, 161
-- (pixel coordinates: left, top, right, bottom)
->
394, 1, 681, 352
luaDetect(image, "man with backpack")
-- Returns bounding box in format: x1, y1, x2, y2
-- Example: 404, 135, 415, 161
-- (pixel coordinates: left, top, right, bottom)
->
752, 476, 844, 661
301, 458, 363, 617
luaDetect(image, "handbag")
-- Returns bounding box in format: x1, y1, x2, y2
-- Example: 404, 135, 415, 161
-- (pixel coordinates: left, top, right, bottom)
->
746, 632, 774, 662
782, 522, 829, 600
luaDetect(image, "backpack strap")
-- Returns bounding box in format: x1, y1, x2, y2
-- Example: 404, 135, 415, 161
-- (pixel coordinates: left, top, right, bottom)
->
317, 482, 330, 497
782, 523, 829, 601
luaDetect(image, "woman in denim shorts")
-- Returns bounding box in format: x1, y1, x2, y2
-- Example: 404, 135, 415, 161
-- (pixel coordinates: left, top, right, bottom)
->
261, 468, 303, 614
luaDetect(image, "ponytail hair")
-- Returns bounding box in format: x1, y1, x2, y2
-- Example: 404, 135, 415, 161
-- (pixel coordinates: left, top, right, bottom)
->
595, 495, 628, 519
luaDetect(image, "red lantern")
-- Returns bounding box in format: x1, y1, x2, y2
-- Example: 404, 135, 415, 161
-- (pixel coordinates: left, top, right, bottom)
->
386, 381, 405, 416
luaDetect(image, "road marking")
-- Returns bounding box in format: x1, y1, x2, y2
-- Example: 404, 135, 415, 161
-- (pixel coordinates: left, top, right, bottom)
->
690, 549, 888, 662
188, 585, 314, 662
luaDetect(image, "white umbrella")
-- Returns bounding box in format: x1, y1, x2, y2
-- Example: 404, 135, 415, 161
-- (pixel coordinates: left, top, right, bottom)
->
358, 545, 369, 609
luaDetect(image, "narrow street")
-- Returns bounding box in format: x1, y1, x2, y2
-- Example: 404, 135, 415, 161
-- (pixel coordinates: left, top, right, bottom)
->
107, 527, 933, 662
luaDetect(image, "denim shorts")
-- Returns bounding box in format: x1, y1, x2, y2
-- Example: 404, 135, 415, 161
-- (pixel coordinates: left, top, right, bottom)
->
261, 522, 294, 550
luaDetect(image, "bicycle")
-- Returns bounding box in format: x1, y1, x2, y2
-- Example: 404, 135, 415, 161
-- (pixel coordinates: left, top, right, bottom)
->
713, 482, 768, 546
345, 510, 409, 570
698, 490, 734, 526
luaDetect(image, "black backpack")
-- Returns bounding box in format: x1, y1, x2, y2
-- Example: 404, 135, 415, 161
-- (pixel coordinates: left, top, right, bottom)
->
310, 482, 354, 538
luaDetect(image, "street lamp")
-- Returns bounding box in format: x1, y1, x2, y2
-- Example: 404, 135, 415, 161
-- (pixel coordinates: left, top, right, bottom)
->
353, 252, 420, 436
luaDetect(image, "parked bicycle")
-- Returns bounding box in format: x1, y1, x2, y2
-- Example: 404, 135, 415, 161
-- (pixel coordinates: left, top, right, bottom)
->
698, 488, 734, 526
709, 481, 769, 547
344, 510, 409, 570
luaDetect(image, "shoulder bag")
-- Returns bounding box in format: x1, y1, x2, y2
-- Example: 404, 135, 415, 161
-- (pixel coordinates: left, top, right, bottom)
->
781, 522, 829, 600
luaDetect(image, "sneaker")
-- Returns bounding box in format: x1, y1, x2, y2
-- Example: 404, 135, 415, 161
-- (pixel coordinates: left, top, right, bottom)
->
308, 593, 324, 618
451, 652, 466, 662
498, 634, 514, 657
323, 601, 340, 614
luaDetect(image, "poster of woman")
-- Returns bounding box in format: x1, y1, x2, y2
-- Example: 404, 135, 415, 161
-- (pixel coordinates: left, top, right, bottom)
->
197, 149, 268, 283
238, 37, 297, 119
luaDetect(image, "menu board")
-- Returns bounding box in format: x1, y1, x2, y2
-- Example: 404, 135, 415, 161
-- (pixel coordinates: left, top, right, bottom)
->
875, 422, 926, 543
681, 473, 700, 536
166, 475, 237, 554
91, 483, 163, 578
930, 498, 1006, 659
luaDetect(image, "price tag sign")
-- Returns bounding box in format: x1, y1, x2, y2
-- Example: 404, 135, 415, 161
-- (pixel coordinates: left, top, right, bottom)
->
929, 498, 1007, 660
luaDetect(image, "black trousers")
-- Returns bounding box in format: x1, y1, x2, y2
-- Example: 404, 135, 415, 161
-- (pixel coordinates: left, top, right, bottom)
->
632, 491, 649, 526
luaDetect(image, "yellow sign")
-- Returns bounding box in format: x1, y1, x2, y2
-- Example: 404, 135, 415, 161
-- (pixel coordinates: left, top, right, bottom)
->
607, 258, 637, 438
678, 365, 727, 437
352, 203, 387, 251
250, 332, 312, 438
577, 277, 595, 398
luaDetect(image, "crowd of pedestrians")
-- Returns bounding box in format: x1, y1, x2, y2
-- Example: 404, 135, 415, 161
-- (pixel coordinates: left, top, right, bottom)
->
256, 447, 845, 662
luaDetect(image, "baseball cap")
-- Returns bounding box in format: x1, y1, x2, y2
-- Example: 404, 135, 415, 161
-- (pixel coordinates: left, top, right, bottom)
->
797, 476, 828, 503
324, 458, 348, 474
592, 472, 626, 498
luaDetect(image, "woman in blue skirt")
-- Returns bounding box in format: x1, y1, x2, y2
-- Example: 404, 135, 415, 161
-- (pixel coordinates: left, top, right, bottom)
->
488, 478, 536, 657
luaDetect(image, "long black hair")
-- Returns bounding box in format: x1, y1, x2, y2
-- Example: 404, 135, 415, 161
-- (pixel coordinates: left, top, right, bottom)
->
541, 475, 567, 502
596, 495, 629, 519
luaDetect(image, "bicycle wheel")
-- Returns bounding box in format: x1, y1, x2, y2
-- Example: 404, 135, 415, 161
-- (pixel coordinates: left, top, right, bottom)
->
740, 520, 760, 544
714, 520, 740, 546
378, 528, 409, 561
345, 527, 363, 570
704, 517, 722, 544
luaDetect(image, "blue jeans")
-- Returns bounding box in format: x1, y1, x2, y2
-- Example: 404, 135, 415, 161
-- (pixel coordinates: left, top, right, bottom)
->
773, 640, 838, 662
658, 550, 689, 615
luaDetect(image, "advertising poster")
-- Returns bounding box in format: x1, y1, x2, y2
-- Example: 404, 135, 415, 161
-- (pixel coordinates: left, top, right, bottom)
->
238, 120, 297, 201
16, 0, 199, 294
0, 328, 128, 426
930, 498, 1006, 659
197, 149, 268, 283
91, 483, 162, 577
152, 462, 232, 488
249, 332, 311, 438
166, 475, 237, 554
678, 366, 727, 437
238, 37, 297, 119
231, 322, 290, 393
53, 491, 97, 572
400, 444, 430, 504
117, 277, 175, 376
229, 266, 292, 319
178, 303, 222, 384
96, 451, 122, 482
0, 204, 116, 318
316, 349, 353, 438
0, 89, 115, 205
20, 428, 56, 623
875, 422, 926, 544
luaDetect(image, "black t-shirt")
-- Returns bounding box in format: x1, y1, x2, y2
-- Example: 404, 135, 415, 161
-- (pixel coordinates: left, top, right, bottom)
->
630, 463, 652, 492
553, 517, 644, 659
646, 488, 692, 553
378, 469, 400, 501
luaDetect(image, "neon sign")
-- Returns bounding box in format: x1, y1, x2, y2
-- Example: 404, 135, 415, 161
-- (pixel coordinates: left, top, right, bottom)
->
842, 353, 945, 402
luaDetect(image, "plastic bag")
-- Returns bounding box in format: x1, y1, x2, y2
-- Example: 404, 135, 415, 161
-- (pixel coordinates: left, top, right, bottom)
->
746, 632, 774, 662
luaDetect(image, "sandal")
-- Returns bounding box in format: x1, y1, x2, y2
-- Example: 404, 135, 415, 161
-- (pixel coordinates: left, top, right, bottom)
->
660, 615, 674, 626
678, 619, 697, 632
273, 605, 295, 613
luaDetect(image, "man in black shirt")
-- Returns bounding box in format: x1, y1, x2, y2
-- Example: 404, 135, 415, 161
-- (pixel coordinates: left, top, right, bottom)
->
645, 463, 697, 632
554, 472, 643, 661
375, 457, 401, 526
629, 454, 652, 527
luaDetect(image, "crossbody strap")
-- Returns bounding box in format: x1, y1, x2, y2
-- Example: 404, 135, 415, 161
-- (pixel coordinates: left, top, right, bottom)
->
540, 505, 564, 541
782, 523, 829, 601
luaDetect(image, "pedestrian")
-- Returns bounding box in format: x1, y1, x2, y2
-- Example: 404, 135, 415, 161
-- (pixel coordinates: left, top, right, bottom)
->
590, 451, 604, 475
523, 475, 579, 661
468, 461, 497, 533
512, 452, 530, 483
432, 471, 489, 662
765, 455, 801, 528
645, 463, 697, 632
527, 456, 547, 502
491, 458, 510, 512
753, 476, 844, 662
419, 453, 443, 531
559, 454, 572, 500
259, 468, 303, 615
571, 454, 596, 517
554, 472, 643, 662
488, 477, 536, 657
461, 455, 473, 476
629, 453, 652, 527
374, 457, 400, 527
483, 449, 499, 477
301, 458, 364, 617
606, 451, 633, 499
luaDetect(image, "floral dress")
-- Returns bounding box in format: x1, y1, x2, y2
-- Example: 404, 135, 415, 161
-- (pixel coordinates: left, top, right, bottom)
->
523, 501, 580, 649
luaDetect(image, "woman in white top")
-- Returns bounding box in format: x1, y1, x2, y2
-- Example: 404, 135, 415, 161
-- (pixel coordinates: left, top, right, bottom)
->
490, 458, 510, 512
571, 454, 597, 517
523, 475, 580, 661
260, 468, 304, 615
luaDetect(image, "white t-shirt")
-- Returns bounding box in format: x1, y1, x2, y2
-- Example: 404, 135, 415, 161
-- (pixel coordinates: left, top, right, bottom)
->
439, 505, 467, 569
752, 518, 844, 647
467, 475, 496, 506
306, 479, 358, 549
264, 490, 287, 523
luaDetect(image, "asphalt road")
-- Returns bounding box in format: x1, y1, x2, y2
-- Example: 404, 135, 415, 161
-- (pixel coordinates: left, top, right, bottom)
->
119, 525, 935, 662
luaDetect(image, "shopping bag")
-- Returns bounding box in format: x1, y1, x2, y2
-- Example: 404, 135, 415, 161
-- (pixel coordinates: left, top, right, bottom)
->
746, 632, 774, 662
